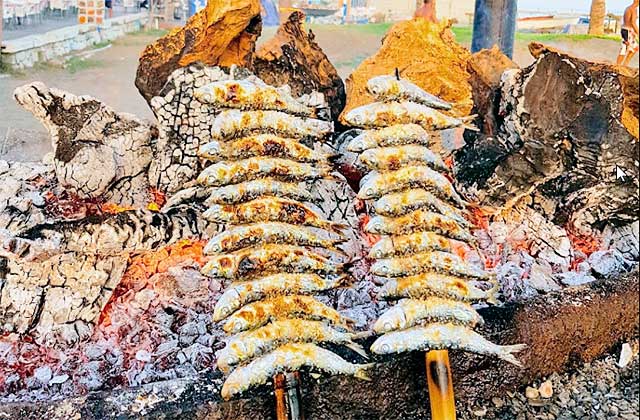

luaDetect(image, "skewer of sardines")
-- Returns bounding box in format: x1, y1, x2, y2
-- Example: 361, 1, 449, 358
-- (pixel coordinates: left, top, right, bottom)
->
342, 74, 525, 365
195, 72, 372, 401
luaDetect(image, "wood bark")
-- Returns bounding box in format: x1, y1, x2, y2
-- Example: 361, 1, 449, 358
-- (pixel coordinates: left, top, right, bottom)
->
588, 0, 607, 35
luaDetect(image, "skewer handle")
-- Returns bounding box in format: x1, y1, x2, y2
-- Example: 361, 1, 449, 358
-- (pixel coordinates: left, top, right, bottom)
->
426, 350, 457, 420
274, 372, 305, 420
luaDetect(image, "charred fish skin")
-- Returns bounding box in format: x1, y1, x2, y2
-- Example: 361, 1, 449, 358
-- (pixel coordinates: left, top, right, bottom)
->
213, 274, 349, 322
373, 188, 470, 227
372, 297, 483, 334
202, 245, 343, 280
194, 80, 314, 117
343, 102, 466, 131
205, 179, 313, 205
358, 165, 464, 205
216, 319, 364, 373
371, 250, 491, 280
370, 323, 525, 366
210, 110, 333, 141
198, 135, 333, 163
203, 198, 347, 233
377, 272, 498, 304
365, 209, 476, 244
220, 343, 372, 400
204, 222, 345, 254
222, 295, 352, 334
358, 145, 449, 173
368, 231, 452, 259
198, 158, 334, 187
347, 124, 430, 152
366, 75, 453, 110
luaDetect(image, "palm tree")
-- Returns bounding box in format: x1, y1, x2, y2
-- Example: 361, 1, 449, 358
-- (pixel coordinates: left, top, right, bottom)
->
588, 0, 606, 35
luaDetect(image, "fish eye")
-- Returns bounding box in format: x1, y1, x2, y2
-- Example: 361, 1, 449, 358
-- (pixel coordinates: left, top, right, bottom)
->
381, 343, 391, 353
366, 188, 374, 196
383, 205, 392, 212
383, 321, 393, 331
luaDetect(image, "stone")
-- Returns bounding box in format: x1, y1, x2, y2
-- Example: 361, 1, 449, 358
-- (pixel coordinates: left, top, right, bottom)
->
253, 11, 345, 120
588, 250, 627, 278
135, 0, 262, 103
617, 342, 633, 368
33, 365, 53, 385
539, 380, 554, 399
525, 386, 540, 399
556, 271, 597, 287
341, 19, 473, 123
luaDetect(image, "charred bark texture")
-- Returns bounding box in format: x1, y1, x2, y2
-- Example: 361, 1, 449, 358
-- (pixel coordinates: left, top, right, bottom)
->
13, 83, 155, 206
253, 11, 346, 120
134, 0, 262, 103
456, 43, 639, 234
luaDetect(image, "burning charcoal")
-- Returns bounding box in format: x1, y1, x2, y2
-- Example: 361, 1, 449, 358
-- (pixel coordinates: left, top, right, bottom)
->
79, 361, 105, 391
345, 75, 524, 365
49, 374, 69, 386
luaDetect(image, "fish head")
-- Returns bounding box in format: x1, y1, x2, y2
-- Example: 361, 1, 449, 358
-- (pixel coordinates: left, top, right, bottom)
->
203, 205, 225, 223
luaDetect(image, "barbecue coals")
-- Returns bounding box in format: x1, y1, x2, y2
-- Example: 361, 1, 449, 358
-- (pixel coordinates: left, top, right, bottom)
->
343, 75, 525, 365
194, 74, 371, 400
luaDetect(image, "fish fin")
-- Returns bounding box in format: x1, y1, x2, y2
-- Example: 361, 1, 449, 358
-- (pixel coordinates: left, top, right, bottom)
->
354, 363, 375, 381
345, 342, 369, 359
351, 330, 375, 341
327, 221, 350, 234
485, 274, 500, 306
499, 344, 527, 367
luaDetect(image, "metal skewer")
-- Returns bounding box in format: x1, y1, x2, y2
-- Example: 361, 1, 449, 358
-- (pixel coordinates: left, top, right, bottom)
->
274, 372, 304, 420
426, 350, 457, 420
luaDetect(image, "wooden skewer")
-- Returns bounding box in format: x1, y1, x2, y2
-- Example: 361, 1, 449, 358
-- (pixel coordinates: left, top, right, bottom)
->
274, 372, 304, 420
426, 350, 457, 420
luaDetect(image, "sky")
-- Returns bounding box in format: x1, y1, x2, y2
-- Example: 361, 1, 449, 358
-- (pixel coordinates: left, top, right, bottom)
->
518, 0, 632, 14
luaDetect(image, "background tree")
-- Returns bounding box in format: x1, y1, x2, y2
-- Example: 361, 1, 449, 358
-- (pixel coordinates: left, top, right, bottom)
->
589, 0, 607, 35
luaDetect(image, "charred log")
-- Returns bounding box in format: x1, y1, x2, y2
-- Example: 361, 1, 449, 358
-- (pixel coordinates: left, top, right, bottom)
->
13, 83, 155, 206
456, 43, 639, 235
253, 11, 346, 120
134, 0, 262, 103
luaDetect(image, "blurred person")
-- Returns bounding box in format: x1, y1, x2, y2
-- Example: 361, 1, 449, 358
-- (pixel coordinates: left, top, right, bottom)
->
415, 0, 437, 23
105, 0, 113, 18
616, 0, 639, 66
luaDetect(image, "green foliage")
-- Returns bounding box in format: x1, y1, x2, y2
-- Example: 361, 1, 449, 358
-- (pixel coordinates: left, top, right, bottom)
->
64, 56, 104, 74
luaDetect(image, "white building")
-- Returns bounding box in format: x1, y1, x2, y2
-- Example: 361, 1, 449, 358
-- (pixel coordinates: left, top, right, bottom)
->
365, 0, 476, 24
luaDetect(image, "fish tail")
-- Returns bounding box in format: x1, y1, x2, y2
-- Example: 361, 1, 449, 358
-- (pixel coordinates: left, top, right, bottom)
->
345, 342, 369, 359
351, 330, 376, 341
498, 344, 527, 367
354, 363, 375, 381
462, 123, 480, 132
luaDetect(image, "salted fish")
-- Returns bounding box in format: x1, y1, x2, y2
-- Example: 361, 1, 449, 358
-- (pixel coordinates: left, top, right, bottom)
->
370, 250, 491, 280
222, 295, 352, 334
202, 245, 343, 280
194, 80, 314, 116
198, 134, 333, 163
368, 231, 451, 259
378, 272, 498, 304
358, 145, 448, 172
372, 297, 483, 334
343, 102, 468, 130
206, 179, 313, 205
370, 323, 525, 366
358, 166, 464, 205
198, 157, 334, 187
213, 274, 349, 322
347, 124, 430, 152
221, 343, 372, 400
203, 198, 346, 233
365, 209, 475, 244
216, 319, 365, 373
367, 75, 453, 110
211, 110, 333, 141
203, 223, 345, 254
373, 188, 470, 227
